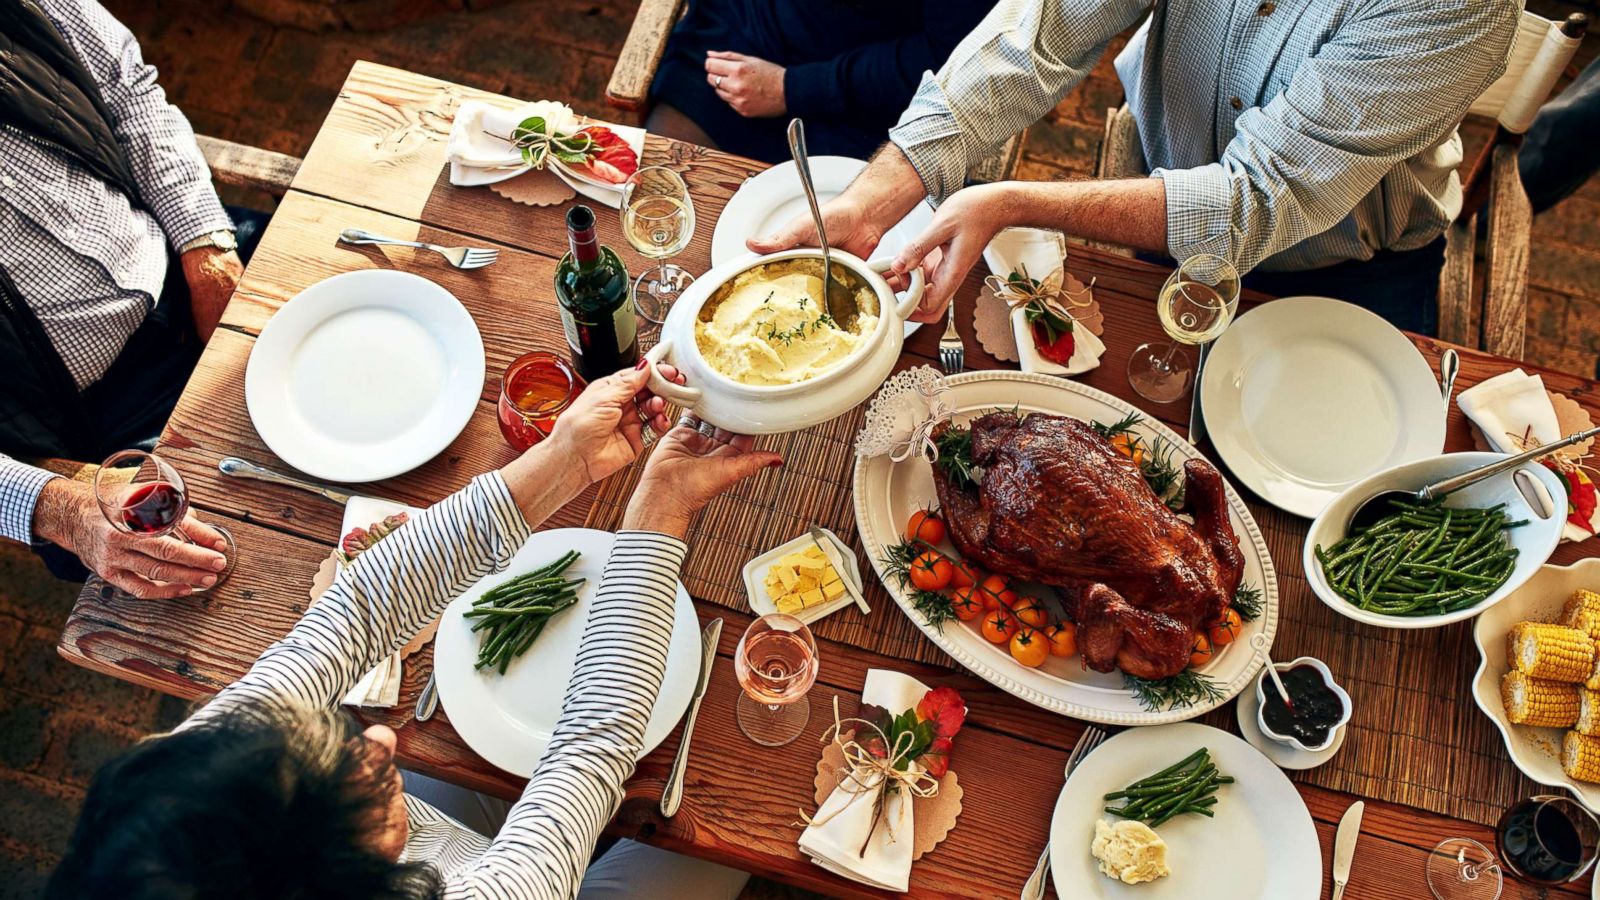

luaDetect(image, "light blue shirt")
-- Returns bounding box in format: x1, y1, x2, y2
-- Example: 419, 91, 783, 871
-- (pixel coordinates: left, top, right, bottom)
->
889, 0, 1520, 273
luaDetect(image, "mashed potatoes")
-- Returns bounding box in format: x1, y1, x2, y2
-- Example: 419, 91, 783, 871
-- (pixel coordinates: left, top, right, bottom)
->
694, 263, 877, 386
1091, 819, 1170, 885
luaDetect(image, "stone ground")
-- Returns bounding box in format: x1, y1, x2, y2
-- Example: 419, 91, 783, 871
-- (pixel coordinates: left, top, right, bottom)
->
2, 0, 1597, 895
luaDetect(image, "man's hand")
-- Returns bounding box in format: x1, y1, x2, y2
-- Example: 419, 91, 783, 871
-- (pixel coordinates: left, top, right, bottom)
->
891, 183, 1017, 322
705, 51, 786, 118
180, 246, 243, 343
32, 479, 229, 599
623, 422, 782, 538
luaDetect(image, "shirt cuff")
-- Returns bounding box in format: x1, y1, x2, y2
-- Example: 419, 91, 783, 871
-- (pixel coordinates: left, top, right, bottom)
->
478, 470, 536, 550
888, 74, 974, 202
1151, 165, 1243, 265
612, 530, 689, 579
0, 460, 63, 544
784, 61, 839, 120
157, 190, 234, 253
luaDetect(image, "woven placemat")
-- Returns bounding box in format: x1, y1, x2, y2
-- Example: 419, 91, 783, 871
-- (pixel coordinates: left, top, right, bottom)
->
584, 403, 950, 666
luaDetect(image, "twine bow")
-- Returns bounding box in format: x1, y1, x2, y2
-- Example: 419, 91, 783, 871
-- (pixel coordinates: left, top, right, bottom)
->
889, 381, 954, 465
801, 696, 941, 857
983, 263, 1095, 322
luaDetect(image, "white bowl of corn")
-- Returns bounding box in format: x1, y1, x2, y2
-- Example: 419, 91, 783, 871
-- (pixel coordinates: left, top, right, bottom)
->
742, 527, 863, 625
1472, 557, 1600, 813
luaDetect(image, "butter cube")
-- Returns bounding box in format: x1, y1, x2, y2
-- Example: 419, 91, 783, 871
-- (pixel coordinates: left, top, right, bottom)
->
766, 579, 786, 600
795, 575, 819, 593
775, 565, 799, 590
801, 588, 826, 608
822, 580, 845, 601
776, 595, 804, 615
822, 567, 841, 586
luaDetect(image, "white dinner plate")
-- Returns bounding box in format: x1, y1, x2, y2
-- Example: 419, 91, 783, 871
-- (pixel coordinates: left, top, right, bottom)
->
1200, 296, 1446, 519
245, 270, 485, 483
1050, 723, 1321, 899
434, 528, 700, 777
710, 156, 932, 337
853, 371, 1279, 725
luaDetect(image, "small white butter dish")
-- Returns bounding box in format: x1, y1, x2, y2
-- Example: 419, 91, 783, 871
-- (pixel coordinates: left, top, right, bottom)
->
742, 527, 864, 625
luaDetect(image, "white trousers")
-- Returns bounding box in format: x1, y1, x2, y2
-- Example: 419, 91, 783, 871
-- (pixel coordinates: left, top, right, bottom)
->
403, 771, 751, 900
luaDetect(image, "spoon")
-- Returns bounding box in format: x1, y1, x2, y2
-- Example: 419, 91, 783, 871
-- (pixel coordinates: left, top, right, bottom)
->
1347, 426, 1600, 532
1252, 634, 1293, 711
1439, 349, 1460, 406
786, 118, 856, 328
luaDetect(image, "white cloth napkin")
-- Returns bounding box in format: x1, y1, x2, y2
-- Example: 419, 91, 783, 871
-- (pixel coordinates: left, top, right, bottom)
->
1457, 368, 1591, 542
798, 669, 931, 892
340, 495, 423, 708
445, 99, 646, 208
981, 227, 1105, 375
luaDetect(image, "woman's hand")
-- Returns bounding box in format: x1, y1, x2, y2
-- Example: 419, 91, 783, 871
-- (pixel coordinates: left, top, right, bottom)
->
705, 50, 786, 118
623, 420, 782, 538
543, 363, 679, 485
892, 182, 1017, 322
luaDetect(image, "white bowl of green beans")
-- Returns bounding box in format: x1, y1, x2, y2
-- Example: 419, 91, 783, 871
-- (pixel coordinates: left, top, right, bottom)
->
1304, 452, 1568, 628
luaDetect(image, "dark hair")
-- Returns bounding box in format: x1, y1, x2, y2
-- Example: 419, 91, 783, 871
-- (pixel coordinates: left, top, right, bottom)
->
46, 705, 441, 900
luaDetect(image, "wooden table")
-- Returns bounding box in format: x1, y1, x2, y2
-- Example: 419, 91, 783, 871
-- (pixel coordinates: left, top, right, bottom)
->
58, 62, 1600, 898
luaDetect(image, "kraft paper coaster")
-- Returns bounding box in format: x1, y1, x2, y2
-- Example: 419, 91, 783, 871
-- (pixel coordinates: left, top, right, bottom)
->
973, 271, 1102, 363
310, 552, 437, 657
490, 168, 577, 207
812, 729, 963, 860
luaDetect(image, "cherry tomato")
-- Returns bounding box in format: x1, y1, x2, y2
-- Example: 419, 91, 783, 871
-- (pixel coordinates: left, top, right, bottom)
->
1189, 633, 1214, 668
977, 575, 1015, 610
949, 558, 981, 589
950, 586, 983, 622
905, 509, 946, 546
1208, 608, 1243, 647
909, 552, 953, 591
982, 608, 1020, 645
1010, 627, 1050, 668
1013, 595, 1050, 629
1046, 622, 1078, 658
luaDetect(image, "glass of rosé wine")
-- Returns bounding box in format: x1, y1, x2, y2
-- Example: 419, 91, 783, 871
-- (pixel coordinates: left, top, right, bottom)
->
734, 613, 819, 747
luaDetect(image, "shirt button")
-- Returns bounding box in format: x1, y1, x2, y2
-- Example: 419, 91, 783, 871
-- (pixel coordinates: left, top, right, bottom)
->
1230, 97, 1244, 111
1258, 2, 1276, 14
0, 175, 13, 188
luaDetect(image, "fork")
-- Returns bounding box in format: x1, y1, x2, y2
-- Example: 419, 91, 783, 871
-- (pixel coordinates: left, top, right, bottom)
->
1021, 725, 1107, 900
339, 228, 499, 270
938, 296, 964, 374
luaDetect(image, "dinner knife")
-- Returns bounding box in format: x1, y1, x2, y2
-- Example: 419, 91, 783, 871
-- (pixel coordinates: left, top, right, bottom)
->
660, 617, 723, 818
808, 526, 871, 615
1331, 799, 1364, 900
219, 456, 356, 505
1187, 341, 1210, 448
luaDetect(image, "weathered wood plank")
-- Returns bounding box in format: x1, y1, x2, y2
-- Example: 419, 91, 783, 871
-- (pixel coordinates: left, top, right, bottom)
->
198, 134, 302, 196
1439, 215, 1477, 348
604, 0, 686, 112
1483, 144, 1531, 361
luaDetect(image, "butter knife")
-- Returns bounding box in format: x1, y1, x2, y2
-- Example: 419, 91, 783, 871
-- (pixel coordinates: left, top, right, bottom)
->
660, 617, 723, 818
808, 526, 871, 615
219, 457, 356, 505
1331, 799, 1364, 900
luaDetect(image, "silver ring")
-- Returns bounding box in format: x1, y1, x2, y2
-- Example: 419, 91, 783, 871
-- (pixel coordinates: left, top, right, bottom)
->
696, 421, 717, 438
676, 413, 699, 430
715, 75, 724, 89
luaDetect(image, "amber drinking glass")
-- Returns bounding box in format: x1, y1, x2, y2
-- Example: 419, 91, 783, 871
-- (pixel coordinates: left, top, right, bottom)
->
497, 351, 585, 452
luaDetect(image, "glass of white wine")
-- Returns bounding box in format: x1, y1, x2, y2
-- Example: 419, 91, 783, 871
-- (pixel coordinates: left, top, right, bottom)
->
1127, 253, 1240, 404
621, 165, 696, 324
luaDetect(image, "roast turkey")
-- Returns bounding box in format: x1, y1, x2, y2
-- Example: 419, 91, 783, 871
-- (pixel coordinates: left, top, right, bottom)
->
931, 412, 1244, 680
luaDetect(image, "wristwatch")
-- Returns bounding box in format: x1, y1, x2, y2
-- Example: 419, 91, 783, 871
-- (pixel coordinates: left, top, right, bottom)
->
179, 229, 238, 254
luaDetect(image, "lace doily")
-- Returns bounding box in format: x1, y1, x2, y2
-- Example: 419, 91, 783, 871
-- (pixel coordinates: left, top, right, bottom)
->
856, 366, 953, 462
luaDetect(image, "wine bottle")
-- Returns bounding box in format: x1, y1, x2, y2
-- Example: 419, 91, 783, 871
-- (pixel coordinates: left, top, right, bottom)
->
554, 204, 638, 381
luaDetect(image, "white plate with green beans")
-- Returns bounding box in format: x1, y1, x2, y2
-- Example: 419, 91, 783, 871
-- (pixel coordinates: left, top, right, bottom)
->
1305, 452, 1567, 629
1049, 722, 1319, 898
433, 528, 701, 777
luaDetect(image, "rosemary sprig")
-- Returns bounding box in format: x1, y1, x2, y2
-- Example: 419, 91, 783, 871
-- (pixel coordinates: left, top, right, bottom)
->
880, 538, 955, 631
1124, 669, 1225, 712
1092, 414, 1185, 509
934, 427, 978, 491
1091, 411, 1144, 442
1231, 583, 1263, 621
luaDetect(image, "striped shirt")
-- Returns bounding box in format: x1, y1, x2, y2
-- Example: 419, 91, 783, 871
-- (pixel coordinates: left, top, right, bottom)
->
889, 0, 1520, 274
181, 472, 689, 900
1, 0, 232, 390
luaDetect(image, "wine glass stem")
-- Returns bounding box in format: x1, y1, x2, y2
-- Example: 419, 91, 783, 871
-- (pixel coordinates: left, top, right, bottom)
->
655, 259, 668, 286
1156, 341, 1182, 371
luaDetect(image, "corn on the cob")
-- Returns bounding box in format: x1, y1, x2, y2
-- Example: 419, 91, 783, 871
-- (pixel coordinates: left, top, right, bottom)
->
1564, 731, 1600, 783
1507, 622, 1595, 682
1502, 671, 1580, 727
1565, 590, 1600, 641
1586, 653, 1600, 691
1578, 690, 1600, 735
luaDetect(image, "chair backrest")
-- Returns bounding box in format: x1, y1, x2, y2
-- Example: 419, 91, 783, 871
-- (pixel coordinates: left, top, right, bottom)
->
1468, 11, 1587, 134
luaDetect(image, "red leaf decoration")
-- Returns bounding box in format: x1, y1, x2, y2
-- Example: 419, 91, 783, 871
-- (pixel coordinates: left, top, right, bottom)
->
917, 736, 953, 778
917, 686, 967, 741
573, 126, 638, 184
339, 512, 410, 563
1543, 460, 1598, 534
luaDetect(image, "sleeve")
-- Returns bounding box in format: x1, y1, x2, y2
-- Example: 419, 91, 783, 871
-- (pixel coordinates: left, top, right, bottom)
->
180, 473, 532, 731
888, 0, 1149, 201
41, 0, 233, 249
1153, 0, 1519, 274
783, 0, 995, 127
0, 455, 61, 545
443, 531, 689, 900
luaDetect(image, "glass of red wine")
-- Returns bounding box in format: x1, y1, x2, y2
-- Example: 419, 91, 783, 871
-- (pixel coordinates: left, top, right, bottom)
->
93, 450, 236, 593
1497, 795, 1599, 884
734, 613, 819, 747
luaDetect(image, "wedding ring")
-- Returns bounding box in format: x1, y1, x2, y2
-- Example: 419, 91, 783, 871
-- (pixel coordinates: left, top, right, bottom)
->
696, 420, 718, 438
715, 75, 724, 89
677, 413, 700, 430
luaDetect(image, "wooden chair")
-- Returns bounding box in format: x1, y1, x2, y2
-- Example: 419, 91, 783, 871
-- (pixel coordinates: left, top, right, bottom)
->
1090, 12, 1588, 357
602, 0, 1024, 183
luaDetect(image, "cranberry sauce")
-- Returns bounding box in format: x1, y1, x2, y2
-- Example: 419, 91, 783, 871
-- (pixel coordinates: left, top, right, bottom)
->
1261, 665, 1344, 747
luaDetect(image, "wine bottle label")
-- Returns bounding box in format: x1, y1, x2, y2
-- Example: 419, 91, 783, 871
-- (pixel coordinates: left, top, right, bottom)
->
559, 306, 582, 355
612, 301, 637, 354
